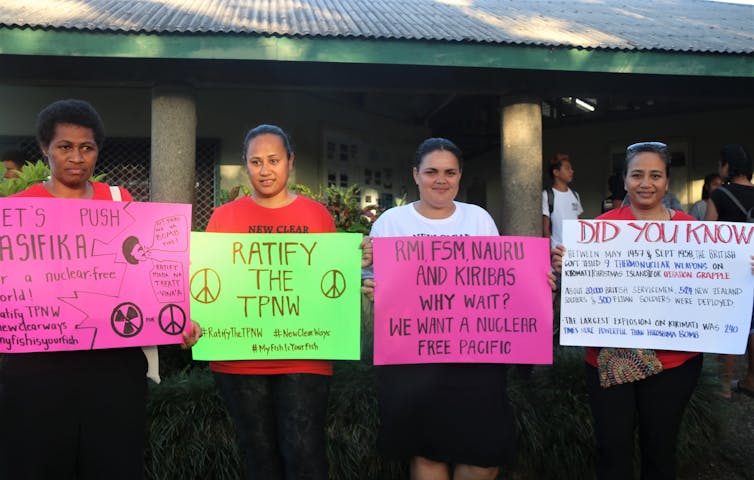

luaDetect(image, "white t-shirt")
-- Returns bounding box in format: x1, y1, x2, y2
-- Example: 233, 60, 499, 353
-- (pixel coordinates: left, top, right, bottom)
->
370, 201, 499, 238
542, 188, 583, 248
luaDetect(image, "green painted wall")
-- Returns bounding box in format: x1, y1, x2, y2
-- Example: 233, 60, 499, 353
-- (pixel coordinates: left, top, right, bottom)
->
1, 28, 752, 77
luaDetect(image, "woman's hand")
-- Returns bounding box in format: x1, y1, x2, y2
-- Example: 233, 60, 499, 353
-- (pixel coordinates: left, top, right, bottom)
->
361, 236, 373, 268
551, 245, 566, 274
181, 321, 202, 349
547, 271, 558, 291
361, 278, 375, 302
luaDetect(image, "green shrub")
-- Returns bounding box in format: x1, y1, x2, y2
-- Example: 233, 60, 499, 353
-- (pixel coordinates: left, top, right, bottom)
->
677, 358, 727, 468
504, 349, 724, 479
291, 183, 381, 234
146, 336, 725, 479
145, 368, 242, 480
0, 160, 107, 197
157, 344, 205, 377
0, 160, 50, 196
506, 347, 596, 479
327, 361, 408, 480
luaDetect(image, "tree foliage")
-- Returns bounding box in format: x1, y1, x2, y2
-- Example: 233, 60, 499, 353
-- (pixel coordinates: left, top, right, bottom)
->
291, 183, 383, 234
0, 160, 50, 196
0, 160, 107, 197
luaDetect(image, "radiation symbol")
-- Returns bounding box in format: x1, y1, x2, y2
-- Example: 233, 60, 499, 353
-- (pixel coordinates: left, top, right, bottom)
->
111, 302, 144, 338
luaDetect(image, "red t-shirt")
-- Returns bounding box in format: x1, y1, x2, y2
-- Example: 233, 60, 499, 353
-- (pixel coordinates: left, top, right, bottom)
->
12, 182, 133, 201
584, 206, 700, 369
205, 195, 337, 376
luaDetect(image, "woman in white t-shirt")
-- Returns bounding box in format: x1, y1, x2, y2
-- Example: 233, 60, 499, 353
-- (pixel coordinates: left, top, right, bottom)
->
363, 138, 549, 480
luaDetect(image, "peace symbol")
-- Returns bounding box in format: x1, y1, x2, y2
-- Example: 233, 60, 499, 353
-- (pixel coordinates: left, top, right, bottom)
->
320, 269, 346, 299
159, 304, 187, 335
190, 268, 221, 304
111, 302, 144, 338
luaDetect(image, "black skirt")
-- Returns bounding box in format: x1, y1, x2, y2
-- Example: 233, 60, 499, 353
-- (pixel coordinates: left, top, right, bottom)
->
377, 362, 516, 467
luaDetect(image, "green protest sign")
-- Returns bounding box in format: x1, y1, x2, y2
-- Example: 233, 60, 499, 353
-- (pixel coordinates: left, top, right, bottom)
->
190, 232, 362, 360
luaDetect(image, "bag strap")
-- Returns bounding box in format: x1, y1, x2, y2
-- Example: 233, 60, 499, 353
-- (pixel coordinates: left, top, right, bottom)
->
716, 186, 748, 217
546, 187, 579, 214
109, 185, 122, 202
546, 187, 554, 215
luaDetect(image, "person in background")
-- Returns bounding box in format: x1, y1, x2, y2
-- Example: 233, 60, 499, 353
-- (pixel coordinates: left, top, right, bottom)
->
705, 144, 754, 398
553, 141, 704, 480
543, 153, 583, 249
204, 124, 336, 480
688, 173, 722, 221
1, 148, 26, 178
601, 173, 627, 213
0, 99, 200, 480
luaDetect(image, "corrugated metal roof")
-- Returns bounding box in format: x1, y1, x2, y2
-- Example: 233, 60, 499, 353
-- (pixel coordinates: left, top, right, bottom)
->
0, 0, 752, 54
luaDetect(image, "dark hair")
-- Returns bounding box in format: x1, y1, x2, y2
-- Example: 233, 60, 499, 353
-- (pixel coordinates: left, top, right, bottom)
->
701, 173, 722, 200
720, 143, 752, 180
242, 124, 293, 162
414, 138, 463, 169
607, 173, 626, 200
36, 99, 105, 149
1, 149, 27, 169
122, 236, 140, 265
623, 141, 670, 178
548, 153, 571, 179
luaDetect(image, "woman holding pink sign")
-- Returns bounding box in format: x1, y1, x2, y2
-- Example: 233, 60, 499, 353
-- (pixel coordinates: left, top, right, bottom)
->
0, 99, 201, 479
363, 138, 516, 480
552, 141, 703, 480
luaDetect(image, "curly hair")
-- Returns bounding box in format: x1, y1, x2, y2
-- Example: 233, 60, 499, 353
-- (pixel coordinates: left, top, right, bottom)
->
36, 99, 105, 149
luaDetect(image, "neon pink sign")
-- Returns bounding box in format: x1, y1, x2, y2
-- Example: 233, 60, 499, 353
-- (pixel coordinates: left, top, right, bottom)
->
373, 236, 553, 365
0, 197, 191, 352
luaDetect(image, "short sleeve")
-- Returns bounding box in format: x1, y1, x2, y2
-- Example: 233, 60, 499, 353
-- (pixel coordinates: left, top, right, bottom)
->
321, 207, 336, 233
119, 187, 134, 202
541, 190, 550, 217
206, 209, 219, 233
472, 205, 499, 236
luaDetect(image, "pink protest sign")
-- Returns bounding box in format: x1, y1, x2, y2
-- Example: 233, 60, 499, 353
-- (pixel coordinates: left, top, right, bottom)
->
0, 197, 192, 352
373, 236, 553, 365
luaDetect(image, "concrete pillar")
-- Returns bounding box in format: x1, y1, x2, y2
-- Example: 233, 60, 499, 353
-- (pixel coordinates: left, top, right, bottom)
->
150, 86, 196, 205
499, 96, 542, 236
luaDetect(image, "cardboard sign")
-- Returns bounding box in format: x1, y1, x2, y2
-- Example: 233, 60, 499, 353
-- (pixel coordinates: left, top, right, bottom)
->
0, 197, 192, 352
190, 232, 362, 360
373, 236, 553, 365
560, 219, 754, 354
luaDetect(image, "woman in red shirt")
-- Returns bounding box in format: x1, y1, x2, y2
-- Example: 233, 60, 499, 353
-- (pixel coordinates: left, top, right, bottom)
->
0, 99, 200, 479
205, 124, 336, 480
553, 142, 701, 480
